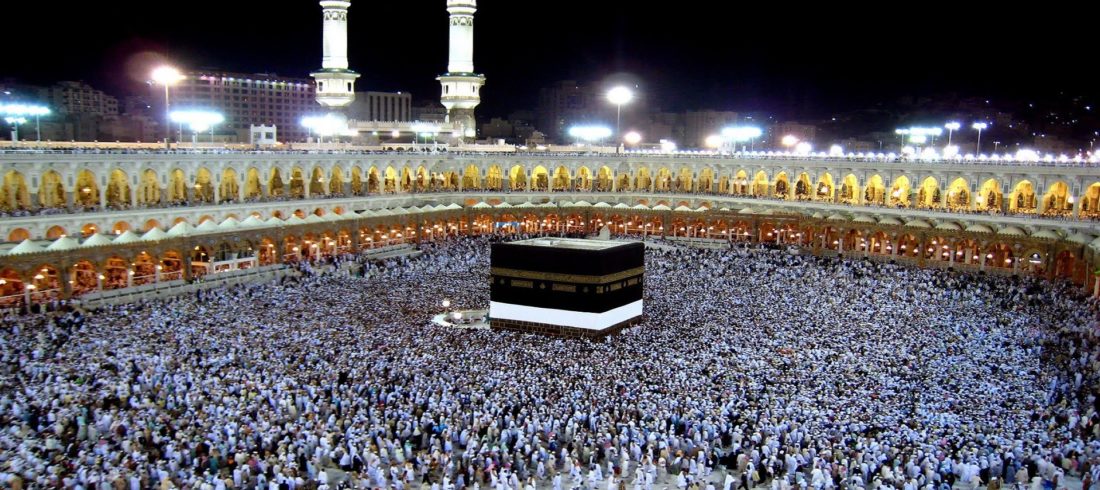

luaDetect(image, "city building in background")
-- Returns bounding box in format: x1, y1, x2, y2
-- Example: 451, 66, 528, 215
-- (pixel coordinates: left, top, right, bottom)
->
162, 71, 317, 142
348, 92, 411, 122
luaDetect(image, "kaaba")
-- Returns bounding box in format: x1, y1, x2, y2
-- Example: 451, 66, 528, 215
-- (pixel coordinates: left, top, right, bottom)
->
489, 238, 644, 338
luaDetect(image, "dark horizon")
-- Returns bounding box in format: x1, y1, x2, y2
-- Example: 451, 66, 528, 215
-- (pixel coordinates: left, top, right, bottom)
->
6, 1, 1097, 121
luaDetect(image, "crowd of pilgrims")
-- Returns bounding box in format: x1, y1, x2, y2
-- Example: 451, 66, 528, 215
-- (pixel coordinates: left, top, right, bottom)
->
1, 236, 1099, 490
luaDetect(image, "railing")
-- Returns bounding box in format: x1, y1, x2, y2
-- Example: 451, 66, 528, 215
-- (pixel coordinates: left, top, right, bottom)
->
1, 142, 1097, 167
77, 264, 293, 307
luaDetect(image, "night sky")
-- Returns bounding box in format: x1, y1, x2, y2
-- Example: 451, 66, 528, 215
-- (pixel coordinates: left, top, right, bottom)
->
8, 1, 1095, 119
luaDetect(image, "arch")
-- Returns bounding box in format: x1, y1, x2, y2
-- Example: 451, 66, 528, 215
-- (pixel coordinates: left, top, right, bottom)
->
193, 167, 214, 203
865, 175, 885, 205
655, 167, 672, 192
1081, 182, 1100, 218
366, 166, 380, 193
350, 167, 364, 195
1008, 180, 1036, 214
616, 172, 631, 191
576, 166, 593, 191
74, 169, 99, 208
415, 166, 429, 191
111, 221, 130, 235
329, 166, 345, 195
7, 228, 29, 242
381, 165, 398, 193
839, 174, 859, 204
105, 169, 131, 209
463, 164, 482, 190
37, 170, 65, 209
915, 176, 940, 208
80, 223, 98, 237
751, 171, 769, 196
45, 225, 67, 239
794, 172, 811, 200
142, 219, 161, 232
219, 168, 239, 203
1041, 181, 1071, 217
976, 178, 1002, 212
508, 165, 527, 191
0, 268, 25, 306
551, 166, 570, 191
245, 167, 263, 199
0, 170, 30, 211
732, 170, 749, 195
166, 168, 187, 203
815, 173, 835, 201
945, 177, 970, 211
268, 168, 286, 197
138, 169, 161, 205
486, 164, 503, 190
309, 167, 326, 196
400, 166, 413, 192
531, 165, 550, 191
635, 167, 652, 191
889, 175, 911, 207
675, 167, 692, 192
697, 168, 715, 193
71, 260, 98, 296
289, 167, 305, 198
597, 166, 614, 191
28, 264, 60, 297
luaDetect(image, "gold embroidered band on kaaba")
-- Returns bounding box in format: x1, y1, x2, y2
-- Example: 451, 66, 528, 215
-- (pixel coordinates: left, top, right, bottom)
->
490, 266, 645, 285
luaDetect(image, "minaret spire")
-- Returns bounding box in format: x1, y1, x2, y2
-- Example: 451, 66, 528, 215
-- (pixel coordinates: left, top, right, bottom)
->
312, 0, 359, 108
437, 0, 485, 140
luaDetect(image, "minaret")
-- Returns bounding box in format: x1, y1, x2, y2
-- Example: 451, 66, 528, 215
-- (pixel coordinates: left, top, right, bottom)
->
312, 0, 359, 108
437, 0, 485, 140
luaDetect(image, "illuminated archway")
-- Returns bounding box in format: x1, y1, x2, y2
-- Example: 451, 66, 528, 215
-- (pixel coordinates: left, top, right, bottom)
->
915, 177, 940, 208
138, 169, 161, 205
1008, 180, 1035, 214
1041, 181, 1071, 216
74, 170, 99, 208
945, 178, 970, 210
289, 167, 305, 198
865, 175, 885, 205
245, 167, 263, 199
839, 174, 859, 204
268, 168, 286, 197
194, 168, 214, 203
889, 176, 911, 207
464, 165, 482, 189
37, 170, 65, 208
976, 179, 1002, 212
219, 168, 239, 203
0, 170, 30, 211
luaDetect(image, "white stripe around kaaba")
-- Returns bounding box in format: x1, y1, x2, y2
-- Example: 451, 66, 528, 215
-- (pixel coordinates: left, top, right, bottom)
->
490, 300, 643, 331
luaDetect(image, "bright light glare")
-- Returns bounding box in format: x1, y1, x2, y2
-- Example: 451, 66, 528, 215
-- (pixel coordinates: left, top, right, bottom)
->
794, 142, 812, 154
781, 135, 799, 147
943, 145, 960, 158
972, 122, 988, 130
151, 66, 184, 85
568, 125, 613, 142
721, 126, 762, 141
659, 140, 677, 153
170, 110, 225, 132
623, 131, 642, 145
607, 86, 634, 106
0, 104, 50, 117
1015, 149, 1040, 162
301, 113, 350, 137
829, 145, 844, 156
704, 135, 723, 148
945, 122, 961, 131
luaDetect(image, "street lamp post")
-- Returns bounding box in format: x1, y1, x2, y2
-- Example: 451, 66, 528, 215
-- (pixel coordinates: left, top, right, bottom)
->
945, 122, 960, 147
607, 86, 634, 140
152, 66, 184, 150
4, 117, 26, 142
972, 122, 988, 155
